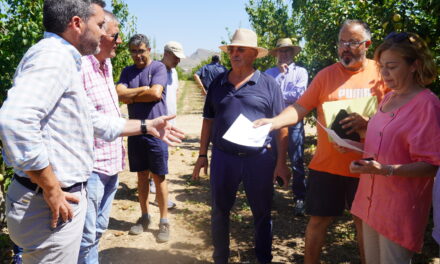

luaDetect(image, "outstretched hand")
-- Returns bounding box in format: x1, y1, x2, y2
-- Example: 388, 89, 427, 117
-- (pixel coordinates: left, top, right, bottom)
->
253, 118, 276, 131
147, 115, 185, 146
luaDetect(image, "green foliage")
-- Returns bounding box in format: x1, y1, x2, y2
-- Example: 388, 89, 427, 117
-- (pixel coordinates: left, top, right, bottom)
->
0, 0, 44, 205
110, 0, 137, 82
0, 0, 44, 104
245, 0, 440, 95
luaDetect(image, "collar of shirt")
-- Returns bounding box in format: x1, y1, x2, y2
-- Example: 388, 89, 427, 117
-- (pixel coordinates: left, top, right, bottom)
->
220, 69, 261, 86
44, 31, 82, 71
86, 55, 110, 76
283, 62, 297, 74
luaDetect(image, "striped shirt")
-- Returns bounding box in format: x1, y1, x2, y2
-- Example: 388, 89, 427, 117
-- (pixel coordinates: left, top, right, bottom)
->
82, 55, 125, 176
0, 32, 125, 187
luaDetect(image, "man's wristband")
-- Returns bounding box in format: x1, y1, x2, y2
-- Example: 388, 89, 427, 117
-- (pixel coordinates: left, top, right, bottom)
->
198, 154, 207, 158
385, 165, 394, 177
140, 119, 147, 134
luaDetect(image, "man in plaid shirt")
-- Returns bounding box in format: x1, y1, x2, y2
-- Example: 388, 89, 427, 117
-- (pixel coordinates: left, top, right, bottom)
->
78, 10, 124, 263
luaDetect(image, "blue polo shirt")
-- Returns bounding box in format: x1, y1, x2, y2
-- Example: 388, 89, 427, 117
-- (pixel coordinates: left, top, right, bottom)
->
195, 62, 227, 90
118, 61, 168, 119
203, 70, 284, 155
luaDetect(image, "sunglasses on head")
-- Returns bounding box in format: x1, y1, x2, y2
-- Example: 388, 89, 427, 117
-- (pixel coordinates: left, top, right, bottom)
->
384, 32, 416, 44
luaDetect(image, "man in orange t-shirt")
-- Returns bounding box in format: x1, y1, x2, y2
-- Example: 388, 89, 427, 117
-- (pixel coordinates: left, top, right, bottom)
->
255, 19, 388, 263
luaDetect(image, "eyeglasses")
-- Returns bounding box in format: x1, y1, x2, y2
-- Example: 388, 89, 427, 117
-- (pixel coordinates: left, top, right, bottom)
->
384, 32, 415, 44
129, 48, 147, 54
337, 40, 367, 49
108, 32, 119, 42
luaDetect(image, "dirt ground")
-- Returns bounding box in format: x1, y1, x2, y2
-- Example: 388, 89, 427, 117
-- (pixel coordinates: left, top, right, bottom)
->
1, 80, 438, 263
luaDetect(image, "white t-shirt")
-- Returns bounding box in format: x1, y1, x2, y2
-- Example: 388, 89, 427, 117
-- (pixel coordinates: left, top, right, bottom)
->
166, 68, 179, 125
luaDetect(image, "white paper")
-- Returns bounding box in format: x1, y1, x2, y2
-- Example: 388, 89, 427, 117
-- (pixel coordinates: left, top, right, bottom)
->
222, 114, 272, 147
313, 117, 366, 153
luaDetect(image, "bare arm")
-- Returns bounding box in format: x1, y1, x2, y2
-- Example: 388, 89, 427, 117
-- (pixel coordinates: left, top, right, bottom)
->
350, 160, 438, 178
132, 84, 164, 103
254, 103, 310, 131
26, 166, 80, 229
119, 115, 184, 146
192, 118, 213, 179
116, 83, 148, 103
193, 74, 207, 95
273, 127, 290, 187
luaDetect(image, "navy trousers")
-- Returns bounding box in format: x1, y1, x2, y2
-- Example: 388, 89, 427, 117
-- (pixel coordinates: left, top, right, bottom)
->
288, 121, 306, 200
210, 147, 275, 264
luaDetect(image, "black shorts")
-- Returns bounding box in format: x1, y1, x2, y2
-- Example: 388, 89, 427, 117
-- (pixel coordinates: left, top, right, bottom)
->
127, 135, 168, 175
305, 169, 359, 216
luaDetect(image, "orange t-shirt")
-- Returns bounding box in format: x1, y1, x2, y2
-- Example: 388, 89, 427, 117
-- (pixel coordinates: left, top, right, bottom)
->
297, 59, 388, 177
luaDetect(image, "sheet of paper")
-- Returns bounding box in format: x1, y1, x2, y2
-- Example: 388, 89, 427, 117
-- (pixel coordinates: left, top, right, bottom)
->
222, 114, 272, 147
313, 117, 366, 153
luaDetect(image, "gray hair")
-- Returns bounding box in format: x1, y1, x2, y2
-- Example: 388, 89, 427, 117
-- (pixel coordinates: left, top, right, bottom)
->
103, 10, 119, 30
43, 0, 106, 34
129, 34, 150, 48
339, 19, 371, 41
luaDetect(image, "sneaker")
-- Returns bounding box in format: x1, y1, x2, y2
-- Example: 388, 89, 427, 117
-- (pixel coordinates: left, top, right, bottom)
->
157, 223, 170, 243
294, 199, 305, 216
129, 214, 150, 235
151, 199, 177, 210
149, 179, 156, 194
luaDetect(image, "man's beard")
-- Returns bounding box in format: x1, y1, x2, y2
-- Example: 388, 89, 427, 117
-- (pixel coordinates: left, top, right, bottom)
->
78, 28, 100, 55
339, 50, 364, 67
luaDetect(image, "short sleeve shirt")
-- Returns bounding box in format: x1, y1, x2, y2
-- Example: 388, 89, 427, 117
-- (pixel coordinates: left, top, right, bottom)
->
196, 62, 227, 90
351, 90, 440, 252
296, 59, 388, 177
118, 61, 168, 119
203, 70, 284, 154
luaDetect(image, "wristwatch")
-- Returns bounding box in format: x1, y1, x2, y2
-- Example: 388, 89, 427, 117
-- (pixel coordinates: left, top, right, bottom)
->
140, 119, 147, 134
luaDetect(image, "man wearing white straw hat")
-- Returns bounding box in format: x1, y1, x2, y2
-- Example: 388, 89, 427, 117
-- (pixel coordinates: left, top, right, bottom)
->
265, 38, 308, 216
192, 28, 290, 264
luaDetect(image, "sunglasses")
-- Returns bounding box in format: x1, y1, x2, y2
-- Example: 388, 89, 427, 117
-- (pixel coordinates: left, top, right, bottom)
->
384, 32, 416, 44
107, 32, 119, 42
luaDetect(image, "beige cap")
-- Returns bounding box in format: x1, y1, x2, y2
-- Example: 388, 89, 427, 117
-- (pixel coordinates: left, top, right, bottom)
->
164, 41, 186, 59
219, 28, 268, 58
269, 38, 301, 57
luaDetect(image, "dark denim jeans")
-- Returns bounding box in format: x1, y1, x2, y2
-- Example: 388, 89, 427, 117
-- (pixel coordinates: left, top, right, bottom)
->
288, 121, 306, 200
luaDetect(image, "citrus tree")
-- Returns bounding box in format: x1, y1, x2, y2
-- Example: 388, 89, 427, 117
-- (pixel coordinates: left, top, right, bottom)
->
245, 0, 439, 95
0, 0, 136, 198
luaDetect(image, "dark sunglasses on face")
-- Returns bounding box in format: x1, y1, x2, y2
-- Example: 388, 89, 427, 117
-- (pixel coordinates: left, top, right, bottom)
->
108, 32, 119, 42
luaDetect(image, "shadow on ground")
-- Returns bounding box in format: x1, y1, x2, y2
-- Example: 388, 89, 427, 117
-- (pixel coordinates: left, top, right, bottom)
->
99, 247, 211, 264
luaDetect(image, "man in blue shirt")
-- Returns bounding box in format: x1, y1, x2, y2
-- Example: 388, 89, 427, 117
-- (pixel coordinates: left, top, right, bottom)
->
194, 55, 227, 95
192, 28, 290, 264
265, 38, 308, 216
116, 34, 171, 243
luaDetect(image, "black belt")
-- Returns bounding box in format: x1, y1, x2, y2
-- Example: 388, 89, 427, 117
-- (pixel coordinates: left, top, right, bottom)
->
216, 145, 270, 157
14, 174, 87, 194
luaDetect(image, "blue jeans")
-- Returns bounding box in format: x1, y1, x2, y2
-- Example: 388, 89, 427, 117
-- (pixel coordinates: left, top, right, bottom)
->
78, 172, 118, 264
210, 147, 275, 264
288, 121, 306, 200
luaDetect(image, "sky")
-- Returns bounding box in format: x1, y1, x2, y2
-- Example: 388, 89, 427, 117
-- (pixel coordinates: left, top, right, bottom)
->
104, 0, 252, 56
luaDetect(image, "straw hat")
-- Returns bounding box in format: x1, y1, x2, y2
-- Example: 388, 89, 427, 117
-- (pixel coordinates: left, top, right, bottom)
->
219, 28, 268, 58
269, 38, 301, 57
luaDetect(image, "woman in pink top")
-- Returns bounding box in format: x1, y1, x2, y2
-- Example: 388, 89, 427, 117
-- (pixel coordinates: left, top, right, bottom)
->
349, 32, 440, 263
